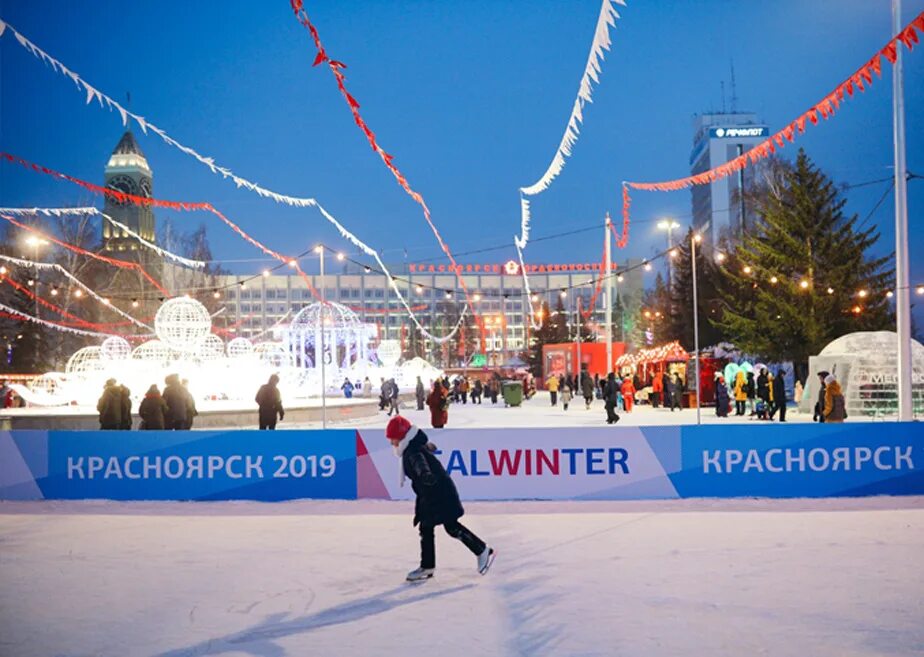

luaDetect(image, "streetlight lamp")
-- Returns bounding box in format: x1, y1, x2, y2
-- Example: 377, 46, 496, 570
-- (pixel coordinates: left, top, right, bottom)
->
314, 244, 327, 429
691, 233, 703, 426
25, 235, 48, 318
657, 219, 680, 285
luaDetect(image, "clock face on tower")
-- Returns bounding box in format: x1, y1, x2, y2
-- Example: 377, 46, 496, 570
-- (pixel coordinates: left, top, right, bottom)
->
139, 178, 152, 198
107, 174, 138, 203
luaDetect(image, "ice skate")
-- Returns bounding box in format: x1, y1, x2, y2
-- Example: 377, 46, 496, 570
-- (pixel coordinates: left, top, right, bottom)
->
406, 567, 434, 582
477, 547, 496, 575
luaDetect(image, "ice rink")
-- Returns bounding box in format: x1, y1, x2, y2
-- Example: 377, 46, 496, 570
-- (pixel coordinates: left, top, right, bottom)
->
2, 496, 922, 656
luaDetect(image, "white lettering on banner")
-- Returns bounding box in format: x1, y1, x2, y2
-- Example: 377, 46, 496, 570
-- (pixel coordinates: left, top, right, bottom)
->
63, 454, 328, 480
67, 457, 84, 479
702, 446, 916, 474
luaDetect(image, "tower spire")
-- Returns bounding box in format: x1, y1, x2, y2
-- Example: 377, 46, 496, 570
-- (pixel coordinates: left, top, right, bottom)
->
730, 60, 738, 113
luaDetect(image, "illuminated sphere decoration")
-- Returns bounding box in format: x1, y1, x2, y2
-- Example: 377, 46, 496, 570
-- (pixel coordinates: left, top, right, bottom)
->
254, 341, 293, 369
196, 334, 225, 362
154, 297, 212, 352
131, 340, 173, 366
377, 340, 401, 368
66, 346, 104, 375
227, 337, 254, 359
100, 336, 131, 361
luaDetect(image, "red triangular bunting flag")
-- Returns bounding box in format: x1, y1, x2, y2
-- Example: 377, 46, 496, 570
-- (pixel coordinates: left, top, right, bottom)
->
869, 55, 882, 77
796, 116, 807, 133
312, 51, 328, 66
882, 42, 898, 64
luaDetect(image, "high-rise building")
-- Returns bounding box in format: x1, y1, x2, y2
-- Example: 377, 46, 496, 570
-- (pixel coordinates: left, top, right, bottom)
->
102, 130, 156, 252
690, 112, 768, 248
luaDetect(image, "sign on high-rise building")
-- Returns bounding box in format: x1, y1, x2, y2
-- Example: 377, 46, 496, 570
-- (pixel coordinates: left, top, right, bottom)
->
690, 112, 767, 248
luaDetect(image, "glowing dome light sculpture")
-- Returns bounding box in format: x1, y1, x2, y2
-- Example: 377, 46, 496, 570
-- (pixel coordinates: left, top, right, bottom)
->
283, 301, 371, 379
155, 297, 212, 352
227, 337, 254, 359
196, 334, 225, 362
100, 336, 132, 361
66, 346, 105, 375
802, 331, 924, 417
255, 341, 294, 369
132, 340, 173, 367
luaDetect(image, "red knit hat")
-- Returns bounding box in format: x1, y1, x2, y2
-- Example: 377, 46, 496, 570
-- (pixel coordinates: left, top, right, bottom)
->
385, 415, 413, 440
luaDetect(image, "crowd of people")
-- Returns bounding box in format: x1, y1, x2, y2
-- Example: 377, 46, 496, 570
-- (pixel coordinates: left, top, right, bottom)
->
95, 374, 199, 430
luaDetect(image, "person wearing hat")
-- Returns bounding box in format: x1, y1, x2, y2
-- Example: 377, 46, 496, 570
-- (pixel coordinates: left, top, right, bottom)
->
97, 378, 123, 430
139, 384, 168, 430
385, 415, 495, 582
255, 374, 285, 430
823, 373, 847, 423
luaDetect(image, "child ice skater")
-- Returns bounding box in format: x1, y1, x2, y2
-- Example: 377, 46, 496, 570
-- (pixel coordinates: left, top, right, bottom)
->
385, 415, 495, 582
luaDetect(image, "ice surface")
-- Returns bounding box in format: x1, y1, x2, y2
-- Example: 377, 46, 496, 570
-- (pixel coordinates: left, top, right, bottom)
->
1, 497, 922, 656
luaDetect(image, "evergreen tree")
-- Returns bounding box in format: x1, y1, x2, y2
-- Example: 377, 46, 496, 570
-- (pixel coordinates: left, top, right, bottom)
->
0, 227, 52, 373
527, 301, 566, 376
628, 272, 671, 349
714, 149, 892, 370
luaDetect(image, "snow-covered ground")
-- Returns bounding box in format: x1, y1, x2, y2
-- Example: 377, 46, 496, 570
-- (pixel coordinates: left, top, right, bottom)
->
2, 497, 922, 656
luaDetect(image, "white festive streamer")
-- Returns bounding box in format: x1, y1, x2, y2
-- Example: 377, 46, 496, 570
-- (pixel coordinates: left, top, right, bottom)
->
312, 202, 467, 343
2, 20, 468, 343
0, 254, 152, 330
0, 301, 136, 338
0, 206, 97, 216
100, 213, 206, 269
0, 20, 318, 209
516, 0, 623, 247
1, 206, 207, 268
515, 241, 542, 330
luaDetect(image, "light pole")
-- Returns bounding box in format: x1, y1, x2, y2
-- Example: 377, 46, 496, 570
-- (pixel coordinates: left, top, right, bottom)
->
604, 213, 613, 374
657, 219, 680, 285
25, 236, 48, 319
691, 232, 702, 425
314, 245, 327, 429
892, 0, 912, 420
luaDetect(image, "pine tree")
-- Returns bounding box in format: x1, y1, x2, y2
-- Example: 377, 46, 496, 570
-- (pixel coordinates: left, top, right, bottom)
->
628, 272, 671, 349
527, 301, 569, 376
714, 149, 893, 370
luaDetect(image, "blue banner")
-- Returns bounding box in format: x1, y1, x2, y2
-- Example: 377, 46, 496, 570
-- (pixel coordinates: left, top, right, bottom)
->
0, 430, 356, 501
672, 423, 924, 498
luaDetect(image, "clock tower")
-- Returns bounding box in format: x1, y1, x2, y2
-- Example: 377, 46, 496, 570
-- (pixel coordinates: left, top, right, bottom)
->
102, 130, 156, 253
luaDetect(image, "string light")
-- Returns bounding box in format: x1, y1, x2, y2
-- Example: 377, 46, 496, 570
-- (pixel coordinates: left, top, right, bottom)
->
857, 289, 868, 298
102, 298, 111, 305
715, 252, 726, 263
131, 299, 139, 308
560, 289, 567, 298
0, 266, 6, 275
693, 234, 702, 243
473, 293, 481, 302
917, 286, 924, 296
770, 276, 778, 284
415, 285, 424, 294
50, 287, 58, 296
74, 289, 83, 298
852, 305, 862, 314
827, 287, 835, 295
887, 290, 894, 298
531, 294, 538, 302
742, 266, 752, 275
669, 249, 679, 258
213, 290, 221, 299
288, 259, 297, 268
313, 245, 323, 255
799, 280, 810, 290
336, 252, 345, 261
617, 274, 624, 283
262, 270, 270, 277
27, 279, 34, 286
444, 290, 452, 299
643, 261, 652, 271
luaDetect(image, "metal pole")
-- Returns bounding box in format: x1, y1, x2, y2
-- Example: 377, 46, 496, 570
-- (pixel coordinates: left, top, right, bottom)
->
604, 213, 613, 374
319, 248, 328, 429
692, 235, 702, 425
892, 0, 912, 420
575, 295, 582, 383
33, 245, 39, 319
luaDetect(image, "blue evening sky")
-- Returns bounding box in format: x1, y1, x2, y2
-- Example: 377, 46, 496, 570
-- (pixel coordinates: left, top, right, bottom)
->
1, 1, 922, 294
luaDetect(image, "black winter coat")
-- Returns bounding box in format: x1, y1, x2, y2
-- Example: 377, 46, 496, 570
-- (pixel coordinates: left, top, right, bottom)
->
756, 373, 770, 401
139, 394, 168, 430
163, 383, 188, 425
401, 431, 464, 527
97, 386, 123, 429
772, 375, 786, 405
603, 379, 619, 404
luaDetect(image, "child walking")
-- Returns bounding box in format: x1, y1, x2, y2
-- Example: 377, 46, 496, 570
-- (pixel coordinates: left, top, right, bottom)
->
385, 416, 495, 582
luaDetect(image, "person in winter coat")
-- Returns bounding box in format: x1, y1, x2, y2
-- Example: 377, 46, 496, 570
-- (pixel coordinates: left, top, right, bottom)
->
661, 372, 672, 409
669, 374, 684, 411
379, 378, 388, 410
119, 385, 133, 430
620, 376, 636, 412
385, 416, 494, 582
341, 378, 355, 399
387, 378, 401, 417
363, 377, 373, 398
756, 368, 770, 405
460, 378, 470, 405
581, 374, 595, 410
97, 379, 123, 430
595, 373, 603, 399
181, 379, 198, 429
162, 375, 187, 430
770, 368, 787, 422
546, 374, 560, 406
0, 380, 10, 409
426, 381, 448, 428
651, 373, 663, 408
255, 374, 285, 430
489, 379, 499, 405
472, 379, 483, 404
814, 371, 829, 422
745, 371, 757, 415
603, 373, 621, 424
733, 370, 748, 416
715, 376, 730, 417
561, 381, 573, 410
794, 380, 804, 405
415, 377, 426, 410
138, 384, 168, 430
823, 373, 846, 423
